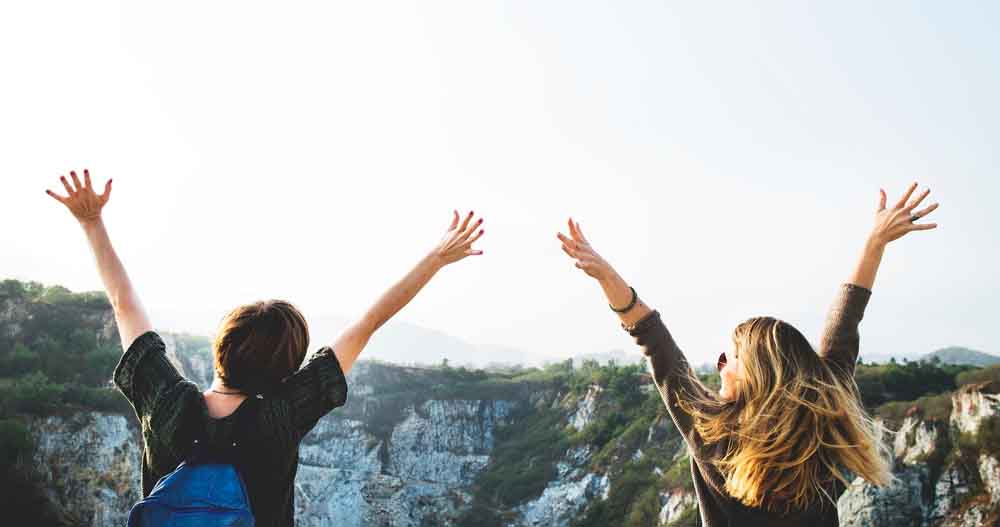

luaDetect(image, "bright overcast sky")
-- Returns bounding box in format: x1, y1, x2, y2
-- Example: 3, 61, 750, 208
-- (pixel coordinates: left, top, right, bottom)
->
3, 1, 997, 366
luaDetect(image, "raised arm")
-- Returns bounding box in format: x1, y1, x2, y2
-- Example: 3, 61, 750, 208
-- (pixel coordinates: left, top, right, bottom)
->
46, 170, 152, 352
818, 183, 939, 373
557, 219, 709, 453
331, 210, 485, 374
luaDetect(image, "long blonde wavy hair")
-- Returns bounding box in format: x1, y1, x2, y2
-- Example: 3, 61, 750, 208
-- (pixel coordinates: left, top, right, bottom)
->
676, 316, 893, 512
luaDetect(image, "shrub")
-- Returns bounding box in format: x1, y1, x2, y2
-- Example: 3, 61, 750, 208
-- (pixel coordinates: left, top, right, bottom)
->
956, 366, 1000, 388
877, 392, 953, 425
0, 418, 33, 469
10, 372, 64, 413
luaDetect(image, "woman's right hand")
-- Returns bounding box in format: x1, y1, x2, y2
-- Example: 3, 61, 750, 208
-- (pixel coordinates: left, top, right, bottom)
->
870, 183, 939, 246
45, 169, 113, 226
557, 218, 615, 282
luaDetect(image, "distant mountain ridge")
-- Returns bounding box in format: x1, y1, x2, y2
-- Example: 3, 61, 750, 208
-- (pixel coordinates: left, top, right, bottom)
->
922, 346, 1000, 367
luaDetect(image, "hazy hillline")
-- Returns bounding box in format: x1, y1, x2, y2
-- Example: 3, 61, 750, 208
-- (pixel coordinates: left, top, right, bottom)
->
4, 278, 994, 370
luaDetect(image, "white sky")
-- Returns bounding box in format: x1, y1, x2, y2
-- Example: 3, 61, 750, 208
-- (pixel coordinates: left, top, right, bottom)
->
3, 1, 997, 366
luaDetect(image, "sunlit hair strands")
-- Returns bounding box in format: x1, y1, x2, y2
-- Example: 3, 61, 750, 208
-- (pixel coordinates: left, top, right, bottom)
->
676, 316, 894, 513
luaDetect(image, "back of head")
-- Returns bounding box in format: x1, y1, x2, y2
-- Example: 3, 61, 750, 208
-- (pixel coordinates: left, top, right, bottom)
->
679, 316, 892, 513
212, 300, 309, 395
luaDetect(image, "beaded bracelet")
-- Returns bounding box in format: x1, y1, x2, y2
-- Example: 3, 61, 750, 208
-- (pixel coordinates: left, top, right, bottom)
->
610, 286, 638, 313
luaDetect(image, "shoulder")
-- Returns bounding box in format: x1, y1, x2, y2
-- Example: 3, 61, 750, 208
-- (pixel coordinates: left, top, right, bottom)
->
113, 330, 168, 389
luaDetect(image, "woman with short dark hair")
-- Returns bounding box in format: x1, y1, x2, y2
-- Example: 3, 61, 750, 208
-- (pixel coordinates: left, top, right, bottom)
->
46, 169, 485, 526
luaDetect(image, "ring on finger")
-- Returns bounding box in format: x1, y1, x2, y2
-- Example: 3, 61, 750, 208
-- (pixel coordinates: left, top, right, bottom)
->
909, 214, 919, 223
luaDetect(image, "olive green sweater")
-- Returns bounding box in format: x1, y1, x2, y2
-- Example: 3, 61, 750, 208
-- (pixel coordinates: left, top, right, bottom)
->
626, 283, 873, 526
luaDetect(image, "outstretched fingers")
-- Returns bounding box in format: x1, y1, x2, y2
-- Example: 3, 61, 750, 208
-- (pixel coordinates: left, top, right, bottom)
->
877, 189, 887, 212
60, 175, 75, 196
100, 179, 113, 202
573, 220, 589, 244
905, 188, 931, 212
556, 232, 576, 249
912, 202, 940, 221
894, 182, 918, 210
557, 232, 588, 261
458, 216, 484, 243
436, 210, 485, 264
45, 188, 68, 204
462, 226, 485, 247
908, 200, 940, 232
457, 210, 474, 234
70, 171, 84, 193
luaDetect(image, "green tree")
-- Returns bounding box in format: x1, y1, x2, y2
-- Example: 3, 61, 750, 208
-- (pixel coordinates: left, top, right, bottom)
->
0, 343, 39, 376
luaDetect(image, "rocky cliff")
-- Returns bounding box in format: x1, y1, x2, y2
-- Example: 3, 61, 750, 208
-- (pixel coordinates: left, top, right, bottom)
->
837, 382, 1000, 527
5, 281, 1000, 526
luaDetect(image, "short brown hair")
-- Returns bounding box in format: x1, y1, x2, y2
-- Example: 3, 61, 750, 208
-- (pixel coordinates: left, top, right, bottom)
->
212, 300, 310, 394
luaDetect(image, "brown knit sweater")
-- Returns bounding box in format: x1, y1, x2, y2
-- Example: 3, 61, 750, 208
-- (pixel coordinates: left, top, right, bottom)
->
626, 283, 872, 526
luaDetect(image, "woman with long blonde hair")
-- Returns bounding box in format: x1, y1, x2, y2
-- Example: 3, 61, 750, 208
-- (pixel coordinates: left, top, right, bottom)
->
556, 184, 939, 526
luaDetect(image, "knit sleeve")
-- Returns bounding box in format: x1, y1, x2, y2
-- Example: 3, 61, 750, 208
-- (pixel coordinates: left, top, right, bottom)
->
278, 346, 349, 438
113, 330, 186, 421
817, 283, 872, 377
627, 310, 711, 457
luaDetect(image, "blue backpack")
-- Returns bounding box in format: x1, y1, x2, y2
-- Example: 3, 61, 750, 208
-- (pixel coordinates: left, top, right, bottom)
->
126, 397, 259, 527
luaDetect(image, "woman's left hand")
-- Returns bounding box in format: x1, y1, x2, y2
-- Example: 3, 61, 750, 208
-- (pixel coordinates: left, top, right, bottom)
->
45, 169, 112, 225
429, 210, 485, 267
557, 218, 615, 282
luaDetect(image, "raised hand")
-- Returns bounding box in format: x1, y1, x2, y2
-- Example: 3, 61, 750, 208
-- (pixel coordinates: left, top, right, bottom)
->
556, 217, 651, 327
556, 217, 614, 281
871, 183, 939, 246
45, 169, 112, 225
332, 209, 485, 375
430, 210, 485, 266
847, 183, 941, 291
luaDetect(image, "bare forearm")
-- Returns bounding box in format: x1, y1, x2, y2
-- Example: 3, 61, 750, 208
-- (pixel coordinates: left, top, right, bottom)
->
598, 271, 653, 328
334, 253, 443, 373
80, 218, 152, 349
363, 253, 442, 332
847, 236, 886, 290
81, 219, 138, 308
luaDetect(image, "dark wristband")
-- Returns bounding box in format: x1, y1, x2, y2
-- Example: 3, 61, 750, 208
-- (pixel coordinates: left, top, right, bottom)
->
610, 286, 638, 313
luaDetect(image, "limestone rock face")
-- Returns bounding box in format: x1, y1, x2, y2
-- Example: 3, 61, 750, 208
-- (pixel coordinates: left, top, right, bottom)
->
159, 332, 215, 388
569, 384, 603, 432
894, 415, 944, 465
29, 412, 141, 527
837, 465, 929, 527
516, 445, 610, 527
980, 454, 1000, 506
837, 382, 1000, 527
951, 382, 1000, 436
291, 363, 516, 527
929, 463, 974, 524
659, 489, 697, 525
